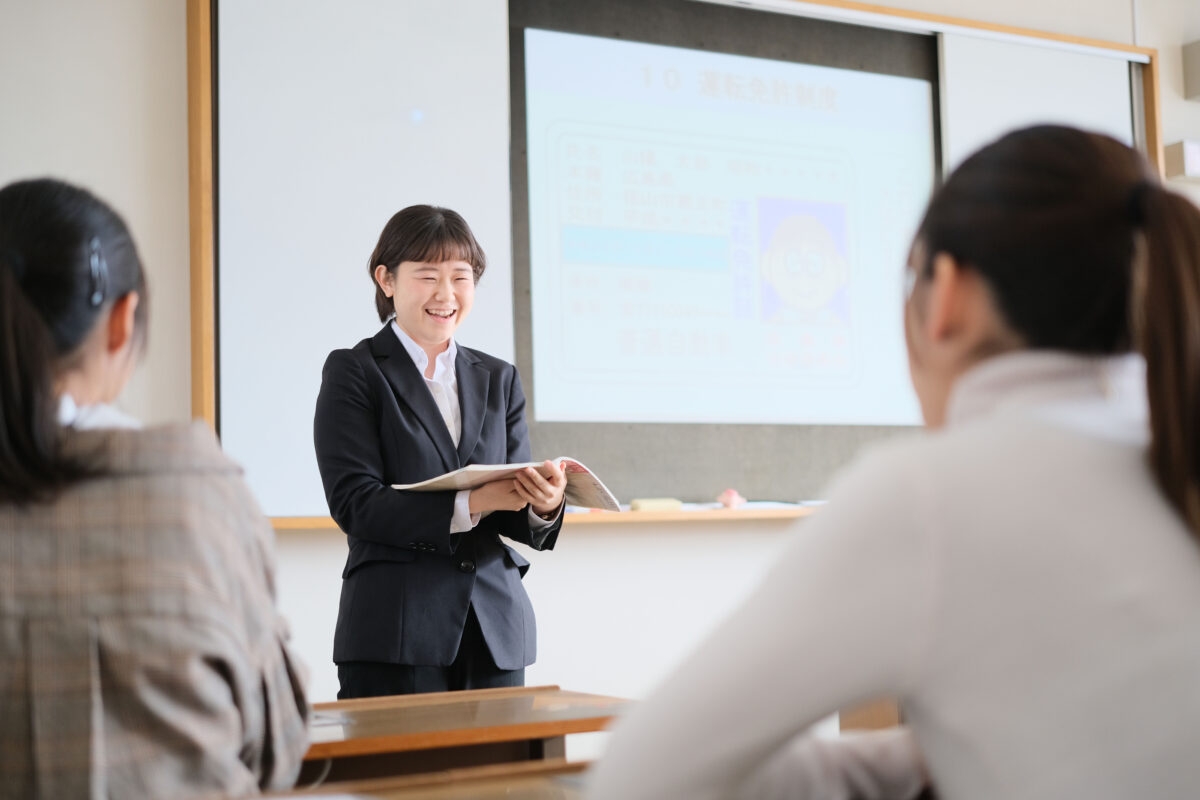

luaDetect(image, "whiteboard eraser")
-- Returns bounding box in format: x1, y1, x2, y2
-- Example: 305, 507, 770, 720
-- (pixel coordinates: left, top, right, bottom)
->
629, 497, 684, 512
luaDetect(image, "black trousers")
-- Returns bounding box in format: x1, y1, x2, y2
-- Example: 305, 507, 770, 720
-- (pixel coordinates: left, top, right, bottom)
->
336, 605, 525, 698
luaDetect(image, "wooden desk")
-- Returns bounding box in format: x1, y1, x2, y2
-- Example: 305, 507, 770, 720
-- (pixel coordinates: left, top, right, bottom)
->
278, 760, 588, 798
298, 686, 624, 785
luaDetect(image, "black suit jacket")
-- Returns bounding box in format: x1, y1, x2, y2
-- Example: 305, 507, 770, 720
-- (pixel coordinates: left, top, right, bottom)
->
313, 325, 560, 669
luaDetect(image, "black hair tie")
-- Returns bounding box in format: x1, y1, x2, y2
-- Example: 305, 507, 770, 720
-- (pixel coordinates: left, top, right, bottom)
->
87, 237, 107, 307
1127, 181, 1155, 228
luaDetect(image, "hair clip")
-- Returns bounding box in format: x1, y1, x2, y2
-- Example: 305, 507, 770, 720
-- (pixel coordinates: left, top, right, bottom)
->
88, 237, 107, 307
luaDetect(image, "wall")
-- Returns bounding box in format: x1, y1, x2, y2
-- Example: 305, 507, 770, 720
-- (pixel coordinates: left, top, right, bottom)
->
0, 0, 190, 425
4, 0, 1200, 714
886, 0, 1200, 203
881, 0, 1134, 42
1141, 0, 1200, 205
277, 519, 801, 704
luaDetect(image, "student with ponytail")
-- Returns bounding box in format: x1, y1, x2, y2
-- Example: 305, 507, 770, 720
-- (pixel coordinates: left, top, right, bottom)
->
588, 126, 1200, 800
0, 178, 308, 798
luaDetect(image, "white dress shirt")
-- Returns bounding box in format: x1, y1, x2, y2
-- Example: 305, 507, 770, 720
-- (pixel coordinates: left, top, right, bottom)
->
391, 321, 557, 534
588, 351, 1200, 800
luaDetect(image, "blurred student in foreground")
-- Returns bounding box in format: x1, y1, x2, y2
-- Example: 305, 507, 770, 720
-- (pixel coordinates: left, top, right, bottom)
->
587, 126, 1200, 800
0, 178, 308, 798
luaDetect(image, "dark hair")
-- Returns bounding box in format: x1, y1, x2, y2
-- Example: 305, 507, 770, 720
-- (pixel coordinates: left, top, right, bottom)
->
0, 178, 149, 504
916, 124, 1200, 537
367, 205, 487, 322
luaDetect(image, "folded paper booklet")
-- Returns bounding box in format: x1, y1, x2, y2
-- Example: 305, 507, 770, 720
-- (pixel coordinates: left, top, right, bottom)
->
391, 457, 620, 511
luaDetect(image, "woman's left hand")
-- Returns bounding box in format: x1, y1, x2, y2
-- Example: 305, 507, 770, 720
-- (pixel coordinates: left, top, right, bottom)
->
515, 461, 567, 518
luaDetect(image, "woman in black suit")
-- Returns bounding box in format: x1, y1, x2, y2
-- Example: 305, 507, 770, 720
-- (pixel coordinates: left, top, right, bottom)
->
313, 205, 566, 698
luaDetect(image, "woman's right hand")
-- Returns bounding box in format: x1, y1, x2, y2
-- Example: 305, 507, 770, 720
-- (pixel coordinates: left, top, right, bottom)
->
468, 479, 528, 515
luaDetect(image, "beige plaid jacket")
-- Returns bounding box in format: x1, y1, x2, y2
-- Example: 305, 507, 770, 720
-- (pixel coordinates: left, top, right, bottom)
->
0, 422, 309, 798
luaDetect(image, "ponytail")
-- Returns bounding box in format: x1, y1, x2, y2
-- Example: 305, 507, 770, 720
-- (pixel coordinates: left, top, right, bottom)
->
1135, 187, 1200, 538
0, 256, 96, 503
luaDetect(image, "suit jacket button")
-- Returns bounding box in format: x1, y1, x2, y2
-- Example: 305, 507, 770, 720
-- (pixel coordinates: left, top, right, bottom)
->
458, 560, 476, 573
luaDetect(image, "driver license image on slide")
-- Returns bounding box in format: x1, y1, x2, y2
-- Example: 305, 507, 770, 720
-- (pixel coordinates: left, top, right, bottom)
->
525, 29, 935, 425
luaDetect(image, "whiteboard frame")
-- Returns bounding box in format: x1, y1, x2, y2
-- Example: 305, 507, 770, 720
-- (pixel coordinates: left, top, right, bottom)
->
693, 0, 1161, 170
186, 0, 1163, 530
694, 0, 1151, 62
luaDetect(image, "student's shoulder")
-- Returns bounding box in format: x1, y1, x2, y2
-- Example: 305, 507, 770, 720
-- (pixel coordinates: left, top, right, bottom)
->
108, 424, 275, 576
66, 421, 239, 479
823, 418, 1022, 508
819, 425, 985, 507
821, 432, 928, 501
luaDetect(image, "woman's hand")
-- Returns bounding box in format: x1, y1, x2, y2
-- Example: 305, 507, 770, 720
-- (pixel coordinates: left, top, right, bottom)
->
515, 461, 567, 518
468, 479, 527, 515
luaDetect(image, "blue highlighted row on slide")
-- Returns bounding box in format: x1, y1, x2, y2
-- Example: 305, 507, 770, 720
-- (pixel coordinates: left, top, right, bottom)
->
560, 226, 729, 270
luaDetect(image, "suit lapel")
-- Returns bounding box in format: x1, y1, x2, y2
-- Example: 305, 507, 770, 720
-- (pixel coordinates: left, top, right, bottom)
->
369, 325, 458, 472
455, 347, 489, 464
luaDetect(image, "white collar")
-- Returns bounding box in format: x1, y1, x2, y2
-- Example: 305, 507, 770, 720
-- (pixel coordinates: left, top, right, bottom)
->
57, 394, 141, 430
946, 351, 1146, 428
390, 320, 457, 382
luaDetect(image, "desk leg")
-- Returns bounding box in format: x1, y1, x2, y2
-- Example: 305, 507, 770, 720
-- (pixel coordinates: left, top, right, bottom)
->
531, 735, 565, 760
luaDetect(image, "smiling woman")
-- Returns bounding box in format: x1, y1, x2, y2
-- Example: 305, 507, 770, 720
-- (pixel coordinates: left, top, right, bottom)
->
312, 205, 568, 698
374, 259, 476, 359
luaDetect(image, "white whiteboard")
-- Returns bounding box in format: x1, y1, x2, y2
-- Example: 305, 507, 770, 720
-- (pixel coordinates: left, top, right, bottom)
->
217, 0, 513, 517
939, 32, 1134, 172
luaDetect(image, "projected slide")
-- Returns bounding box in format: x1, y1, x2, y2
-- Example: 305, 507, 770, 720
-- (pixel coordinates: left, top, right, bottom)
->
525, 29, 934, 425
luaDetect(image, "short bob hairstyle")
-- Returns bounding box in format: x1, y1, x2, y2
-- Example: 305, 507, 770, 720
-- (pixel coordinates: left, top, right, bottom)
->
367, 205, 487, 322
